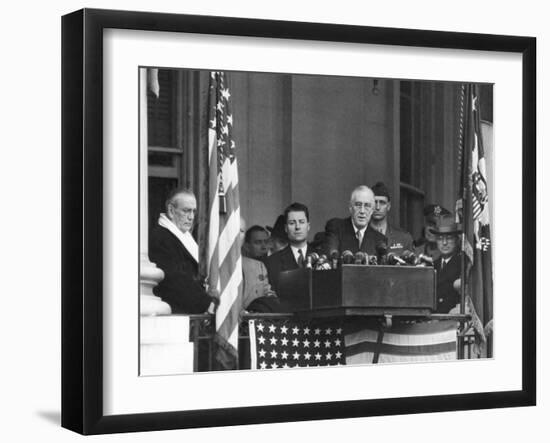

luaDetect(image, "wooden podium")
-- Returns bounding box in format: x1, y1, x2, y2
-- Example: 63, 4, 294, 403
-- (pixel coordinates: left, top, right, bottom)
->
277, 264, 436, 317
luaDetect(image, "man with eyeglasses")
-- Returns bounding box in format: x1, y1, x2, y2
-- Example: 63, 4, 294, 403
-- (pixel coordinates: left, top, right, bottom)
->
324, 185, 386, 256
430, 215, 462, 314
149, 187, 219, 314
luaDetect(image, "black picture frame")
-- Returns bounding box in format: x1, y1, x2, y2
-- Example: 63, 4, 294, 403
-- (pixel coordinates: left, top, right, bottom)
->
61, 8, 536, 435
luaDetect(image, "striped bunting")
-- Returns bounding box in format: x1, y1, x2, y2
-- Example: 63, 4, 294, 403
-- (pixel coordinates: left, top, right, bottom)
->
345, 319, 458, 364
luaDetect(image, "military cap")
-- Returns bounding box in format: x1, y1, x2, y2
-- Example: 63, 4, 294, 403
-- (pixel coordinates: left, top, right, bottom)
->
423, 204, 451, 224
371, 181, 391, 200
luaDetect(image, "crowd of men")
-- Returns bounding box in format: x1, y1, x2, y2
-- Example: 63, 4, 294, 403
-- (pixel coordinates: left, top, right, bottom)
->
148, 182, 463, 318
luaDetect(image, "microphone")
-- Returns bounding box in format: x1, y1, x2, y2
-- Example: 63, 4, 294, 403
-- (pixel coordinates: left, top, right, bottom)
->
375, 241, 388, 256
417, 253, 434, 266
315, 254, 329, 270
329, 250, 340, 269
400, 250, 418, 265
375, 241, 388, 265
307, 252, 320, 268
341, 250, 354, 264
354, 251, 367, 265
387, 252, 406, 265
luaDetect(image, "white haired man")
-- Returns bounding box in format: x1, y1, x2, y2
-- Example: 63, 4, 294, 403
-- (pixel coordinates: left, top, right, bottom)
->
149, 188, 219, 314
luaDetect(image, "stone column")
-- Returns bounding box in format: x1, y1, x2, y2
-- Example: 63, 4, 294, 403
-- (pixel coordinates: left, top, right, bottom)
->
139, 68, 171, 316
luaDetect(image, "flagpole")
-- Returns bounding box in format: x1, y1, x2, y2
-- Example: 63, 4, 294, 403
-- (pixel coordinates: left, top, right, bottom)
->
457, 84, 468, 360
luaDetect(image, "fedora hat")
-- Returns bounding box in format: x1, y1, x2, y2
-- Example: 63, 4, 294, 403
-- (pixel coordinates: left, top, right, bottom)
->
428, 215, 462, 235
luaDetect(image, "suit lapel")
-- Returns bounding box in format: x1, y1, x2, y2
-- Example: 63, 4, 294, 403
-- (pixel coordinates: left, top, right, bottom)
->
343, 218, 359, 251
282, 246, 298, 270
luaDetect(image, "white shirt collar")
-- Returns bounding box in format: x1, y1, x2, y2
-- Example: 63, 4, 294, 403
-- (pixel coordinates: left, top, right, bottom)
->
290, 244, 307, 263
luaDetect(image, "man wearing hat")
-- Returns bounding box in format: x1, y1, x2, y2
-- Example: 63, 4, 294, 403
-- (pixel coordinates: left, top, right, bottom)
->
369, 182, 413, 256
414, 204, 452, 261
431, 215, 462, 314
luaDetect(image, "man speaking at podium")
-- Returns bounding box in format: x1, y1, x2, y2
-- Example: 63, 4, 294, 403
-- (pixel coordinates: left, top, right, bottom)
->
265, 202, 311, 297
324, 185, 385, 256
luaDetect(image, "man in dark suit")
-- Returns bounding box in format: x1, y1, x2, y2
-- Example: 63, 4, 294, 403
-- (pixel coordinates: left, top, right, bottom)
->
431, 215, 462, 314
149, 188, 219, 314
264, 202, 311, 303
324, 185, 386, 257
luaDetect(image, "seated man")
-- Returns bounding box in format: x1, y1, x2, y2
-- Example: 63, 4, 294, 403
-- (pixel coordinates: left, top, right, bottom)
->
242, 225, 270, 260
239, 217, 280, 313
369, 181, 413, 256
324, 185, 385, 256
149, 188, 218, 314
265, 202, 311, 298
430, 215, 462, 314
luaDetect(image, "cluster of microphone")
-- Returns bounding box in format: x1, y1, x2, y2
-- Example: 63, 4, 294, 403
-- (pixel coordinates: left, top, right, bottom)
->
305, 243, 433, 271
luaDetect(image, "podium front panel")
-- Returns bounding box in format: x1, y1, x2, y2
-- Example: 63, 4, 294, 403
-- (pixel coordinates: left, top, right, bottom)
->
312, 265, 436, 311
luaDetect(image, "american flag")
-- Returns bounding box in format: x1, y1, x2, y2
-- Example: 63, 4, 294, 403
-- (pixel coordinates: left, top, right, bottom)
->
249, 318, 458, 369
207, 72, 243, 369
457, 83, 494, 356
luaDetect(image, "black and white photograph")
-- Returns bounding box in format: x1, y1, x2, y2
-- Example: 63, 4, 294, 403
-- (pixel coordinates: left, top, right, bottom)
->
1, 1, 539, 441
139, 68, 495, 375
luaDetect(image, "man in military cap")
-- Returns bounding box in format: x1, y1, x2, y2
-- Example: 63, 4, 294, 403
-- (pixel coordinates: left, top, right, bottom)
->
414, 203, 452, 261
368, 182, 413, 256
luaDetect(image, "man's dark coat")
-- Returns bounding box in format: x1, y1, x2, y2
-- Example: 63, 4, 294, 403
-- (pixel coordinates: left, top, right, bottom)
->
149, 225, 211, 314
324, 217, 386, 256
433, 253, 462, 314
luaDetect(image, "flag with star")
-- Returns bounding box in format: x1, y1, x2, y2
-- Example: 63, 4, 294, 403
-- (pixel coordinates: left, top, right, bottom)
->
249, 319, 346, 369
248, 318, 458, 369
207, 72, 243, 369
457, 83, 494, 356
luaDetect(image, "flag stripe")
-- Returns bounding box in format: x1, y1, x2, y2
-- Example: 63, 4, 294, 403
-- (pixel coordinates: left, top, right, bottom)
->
346, 327, 457, 347
346, 351, 457, 365
345, 319, 458, 336
215, 259, 243, 325
346, 340, 456, 357
218, 237, 242, 293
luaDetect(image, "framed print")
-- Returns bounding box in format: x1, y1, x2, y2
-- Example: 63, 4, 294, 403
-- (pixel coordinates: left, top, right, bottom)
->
61, 8, 536, 435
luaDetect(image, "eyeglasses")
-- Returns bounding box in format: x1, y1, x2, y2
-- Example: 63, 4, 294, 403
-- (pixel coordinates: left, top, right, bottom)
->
436, 234, 457, 241
352, 202, 373, 210
171, 205, 197, 215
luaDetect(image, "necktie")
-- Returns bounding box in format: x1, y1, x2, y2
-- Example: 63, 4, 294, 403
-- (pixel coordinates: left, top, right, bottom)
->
356, 230, 363, 248
297, 249, 304, 268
